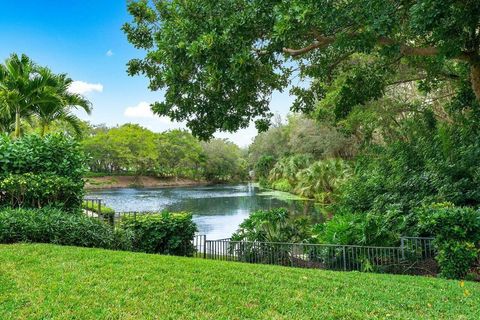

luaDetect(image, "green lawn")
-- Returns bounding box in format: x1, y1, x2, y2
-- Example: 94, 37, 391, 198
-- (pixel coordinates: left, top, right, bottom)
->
0, 244, 478, 319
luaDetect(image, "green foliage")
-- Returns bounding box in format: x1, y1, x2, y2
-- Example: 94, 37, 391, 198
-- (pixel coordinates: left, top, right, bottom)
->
270, 178, 292, 193
0, 207, 127, 250
0, 134, 86, 179
254, 155, 276, 180
118, 212, 197, 256
232, 208, 311, 243
435, 241, 478, 280
201, 139, 247, 182
286, 116, 356, 159
269, 154, 313, 185
0, 53, 91, 137
0, 134, 86, 210
312, 213, 364, 245
82, 125, 247, 182
295, 159, 351, 203
248, 115, 355, 168
81, 201, 115, 217
82, 124, 158, 175
417, 203, 480, 279
1, 173, 84, 210
338, 117, 480, 215
123, 0, 480, 138
157, 129, 205, 178
248, 122, 289, 166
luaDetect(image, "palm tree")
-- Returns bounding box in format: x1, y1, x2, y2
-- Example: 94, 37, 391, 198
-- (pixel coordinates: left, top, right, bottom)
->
0, 54, 58, 137
295, 159, 351, 203
34, 72, 92, 136
0, 53, 92, 137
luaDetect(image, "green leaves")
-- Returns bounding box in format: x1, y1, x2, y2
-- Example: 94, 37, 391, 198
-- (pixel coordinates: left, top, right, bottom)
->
416, 203, 480, 279
118, 212, 197, 256
0, 134, 86, 210
0, 53, 92, 137
0, 208, 122, 249
231, 207, 312, 243
123, 0, 480, 138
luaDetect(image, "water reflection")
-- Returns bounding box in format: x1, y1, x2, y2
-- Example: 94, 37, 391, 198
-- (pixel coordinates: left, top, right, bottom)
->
88, 183, 321, 239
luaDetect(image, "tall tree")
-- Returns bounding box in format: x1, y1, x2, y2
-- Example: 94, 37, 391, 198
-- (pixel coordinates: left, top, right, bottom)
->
0, 53, 92, 137
124, 0, 480, 139
0, 54, 57, 137
34, 72, 92, 136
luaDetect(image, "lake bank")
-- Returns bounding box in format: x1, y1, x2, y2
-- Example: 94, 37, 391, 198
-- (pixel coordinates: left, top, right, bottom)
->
84, 175, 210, 190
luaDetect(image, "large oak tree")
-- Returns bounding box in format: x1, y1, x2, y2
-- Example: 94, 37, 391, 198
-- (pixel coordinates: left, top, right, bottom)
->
123, 0, 480, 139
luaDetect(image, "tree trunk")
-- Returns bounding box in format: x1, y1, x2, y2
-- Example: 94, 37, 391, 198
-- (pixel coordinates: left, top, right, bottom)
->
471, 64, 480, 103
14, 110, 21, 138
40, 122, 48, 137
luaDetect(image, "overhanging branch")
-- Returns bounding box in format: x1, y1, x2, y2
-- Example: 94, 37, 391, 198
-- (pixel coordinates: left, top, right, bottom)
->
283, 34, 472, 61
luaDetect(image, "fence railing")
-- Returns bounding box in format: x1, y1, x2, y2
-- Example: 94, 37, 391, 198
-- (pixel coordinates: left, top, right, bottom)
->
194, 237, 436, 274
400, 236, 436, 260
83, 198, 436, 275
83, 197, 103, 217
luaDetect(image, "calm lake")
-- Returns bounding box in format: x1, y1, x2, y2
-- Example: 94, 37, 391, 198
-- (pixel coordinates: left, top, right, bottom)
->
87, 183, 321, 239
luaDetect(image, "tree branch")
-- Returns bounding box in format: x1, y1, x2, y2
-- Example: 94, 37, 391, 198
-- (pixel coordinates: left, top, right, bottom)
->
283, 34, 473, 61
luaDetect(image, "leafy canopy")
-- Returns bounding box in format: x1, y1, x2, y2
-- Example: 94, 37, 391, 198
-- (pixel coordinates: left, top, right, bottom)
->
124, 0, 480, 139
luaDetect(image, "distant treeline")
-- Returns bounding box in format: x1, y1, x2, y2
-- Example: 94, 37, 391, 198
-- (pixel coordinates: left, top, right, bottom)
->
81, 123, 247, 182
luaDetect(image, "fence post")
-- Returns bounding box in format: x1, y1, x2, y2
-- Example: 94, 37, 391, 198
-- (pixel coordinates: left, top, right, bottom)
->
400, 237, 405, 260
343, 246, 347, 271
203, 235, 207, 259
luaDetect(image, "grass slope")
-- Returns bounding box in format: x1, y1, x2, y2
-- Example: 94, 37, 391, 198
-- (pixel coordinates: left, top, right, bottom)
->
0, 244, 479, 320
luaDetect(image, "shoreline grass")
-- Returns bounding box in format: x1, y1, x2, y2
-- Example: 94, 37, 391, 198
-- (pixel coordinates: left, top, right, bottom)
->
1, 243, 479, 319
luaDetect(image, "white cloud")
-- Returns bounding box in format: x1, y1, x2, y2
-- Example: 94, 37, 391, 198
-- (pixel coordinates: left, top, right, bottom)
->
124, 101, 184, 127
68, 81, 103, 95
124, 101, 155, 118
106, 49, 114, 57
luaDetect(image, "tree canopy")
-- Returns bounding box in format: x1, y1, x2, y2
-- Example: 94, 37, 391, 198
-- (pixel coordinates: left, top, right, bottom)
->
0, 54, 91, 138
81, 123, 247, 181
124, 0, 480, 139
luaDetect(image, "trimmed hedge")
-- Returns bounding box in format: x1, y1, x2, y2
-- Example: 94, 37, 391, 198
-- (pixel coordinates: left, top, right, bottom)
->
0, 207, 131, 250
1, 173, 84, 210
118, 212, 197, 256
0, 134, 86, 211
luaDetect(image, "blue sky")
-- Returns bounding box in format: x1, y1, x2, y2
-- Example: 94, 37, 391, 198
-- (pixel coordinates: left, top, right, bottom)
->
0, 0, 294, 146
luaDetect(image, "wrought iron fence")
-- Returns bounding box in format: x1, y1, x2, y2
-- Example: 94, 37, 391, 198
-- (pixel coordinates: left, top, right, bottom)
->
193, 234, 207, 258
82, 198, 436, 275
400, 236, 436, 260
83, 197, 103, 217
195, 237, 436, 274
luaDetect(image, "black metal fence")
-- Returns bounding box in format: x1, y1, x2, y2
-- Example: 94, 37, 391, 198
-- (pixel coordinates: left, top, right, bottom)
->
194, 237, 436, 274
82, 198, 436, 275
83, 197, 103, 217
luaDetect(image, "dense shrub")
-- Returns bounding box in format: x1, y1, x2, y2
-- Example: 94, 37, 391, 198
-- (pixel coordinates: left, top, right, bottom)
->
313, 213, 364, 245
270, 178, 293, 192
254, 155, 276, 180
0, 134, 86, 210
0, 207, 129, 250
118, 212, 197, 256
0, 173, 83, 209
232, 208, 311, 243
0, 134, 86, 179
418, 203, 480, 279
337, 120, 480, 215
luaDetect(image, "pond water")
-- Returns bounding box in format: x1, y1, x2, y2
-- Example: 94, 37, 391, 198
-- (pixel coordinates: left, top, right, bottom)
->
87, 183, 321, 239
